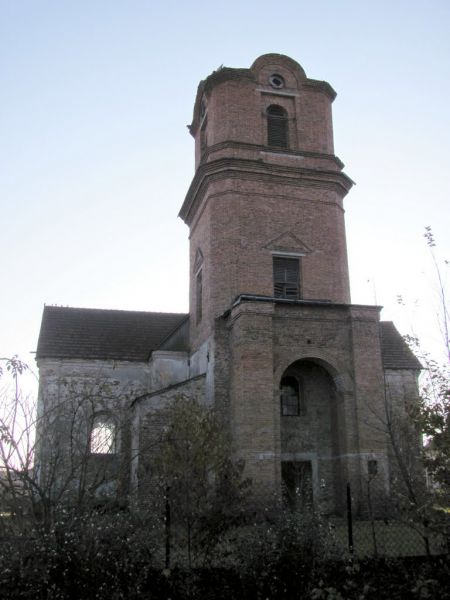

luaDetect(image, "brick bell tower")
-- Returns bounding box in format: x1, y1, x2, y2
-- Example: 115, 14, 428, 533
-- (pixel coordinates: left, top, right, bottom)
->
179, 54, 389, 513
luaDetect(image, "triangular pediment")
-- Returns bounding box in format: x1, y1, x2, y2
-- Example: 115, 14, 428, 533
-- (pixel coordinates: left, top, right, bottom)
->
263, 231, 312, 254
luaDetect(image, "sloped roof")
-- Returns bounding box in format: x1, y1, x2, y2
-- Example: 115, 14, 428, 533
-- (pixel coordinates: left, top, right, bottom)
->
36, 306, 188, 361
36, 307, 421, 370
380, 321, 422, 370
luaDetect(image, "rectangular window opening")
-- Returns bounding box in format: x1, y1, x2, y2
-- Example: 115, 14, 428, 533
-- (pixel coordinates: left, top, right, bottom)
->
281, 461, 313, 510
273, 256, 300, 299
368, 459, 378, 476
281, 376, 306, 416
200, 117, 208, 156
196, 269, 203, 323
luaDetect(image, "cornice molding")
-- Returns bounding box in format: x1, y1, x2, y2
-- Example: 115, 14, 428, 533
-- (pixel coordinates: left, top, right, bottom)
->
221, 294, 382, 319
202, 141, 345, 169
302, 79, 336, 101
179, 157, 354, 224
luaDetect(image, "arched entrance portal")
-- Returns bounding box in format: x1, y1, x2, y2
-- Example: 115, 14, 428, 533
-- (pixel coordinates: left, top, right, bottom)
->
280, 359, 344, 514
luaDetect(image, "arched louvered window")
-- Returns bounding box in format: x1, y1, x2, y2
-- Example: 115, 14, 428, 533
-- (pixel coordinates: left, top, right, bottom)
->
267, 105, 288, 149
273, 256, 300, 299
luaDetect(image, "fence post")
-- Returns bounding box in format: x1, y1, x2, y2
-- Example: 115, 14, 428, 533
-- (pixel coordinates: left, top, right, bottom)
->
165, 485, 171, 569
347, 482, 354, 556
367, 478, 378, 557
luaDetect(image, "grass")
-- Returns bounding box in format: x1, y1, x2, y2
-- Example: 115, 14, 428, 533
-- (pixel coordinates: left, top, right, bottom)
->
329, 519, 447, 558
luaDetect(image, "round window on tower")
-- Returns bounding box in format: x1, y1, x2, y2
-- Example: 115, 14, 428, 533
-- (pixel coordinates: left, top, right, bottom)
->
269, 74, 285, 89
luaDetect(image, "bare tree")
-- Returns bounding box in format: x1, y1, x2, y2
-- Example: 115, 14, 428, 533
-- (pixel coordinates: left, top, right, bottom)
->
0, 357, 134, 534
423, 226, 449, 363
144, 396, 250, 568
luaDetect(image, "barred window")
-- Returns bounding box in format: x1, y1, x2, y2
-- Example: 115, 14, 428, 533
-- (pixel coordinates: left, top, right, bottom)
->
90, 416, 116, 454
267, 104, 288, 148
273, 256, 300, 299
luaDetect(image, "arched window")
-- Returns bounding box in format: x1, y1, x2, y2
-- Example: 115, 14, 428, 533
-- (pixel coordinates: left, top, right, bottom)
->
267, 105, 288, 149
90, 415, 116, 454
194, 247, 204, 324
280, 376, 301, 416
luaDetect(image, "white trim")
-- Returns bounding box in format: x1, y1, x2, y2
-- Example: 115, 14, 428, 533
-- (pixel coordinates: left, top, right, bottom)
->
257, 88, 299, 98
199, 112, 208, 129
261, 151, 304, 160
271, 251, 306, 257
151, 351, 189, 359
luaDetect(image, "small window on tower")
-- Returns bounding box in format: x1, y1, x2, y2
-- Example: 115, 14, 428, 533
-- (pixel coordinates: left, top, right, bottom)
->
368, 460, 378, 477
273, 256, 300, 299
196, 269, 203, 323
280, 376, 305, 416
267, 105, 288, 149
200, 117, 208, 156
269, 74, 285, 89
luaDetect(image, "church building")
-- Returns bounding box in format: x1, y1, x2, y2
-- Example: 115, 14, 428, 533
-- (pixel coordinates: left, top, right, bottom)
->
36, 54, 421, 514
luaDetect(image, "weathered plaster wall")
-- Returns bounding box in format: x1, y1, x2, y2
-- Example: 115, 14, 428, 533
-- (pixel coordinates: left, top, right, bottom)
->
130, 374, 207, 504
36, 352, 206, 504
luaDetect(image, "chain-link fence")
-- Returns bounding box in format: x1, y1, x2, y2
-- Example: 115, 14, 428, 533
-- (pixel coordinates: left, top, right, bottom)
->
328, 517, 449, 558
326, 482, 450, 558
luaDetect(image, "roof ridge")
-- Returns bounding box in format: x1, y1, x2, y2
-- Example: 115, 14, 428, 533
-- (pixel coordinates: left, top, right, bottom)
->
43, 305, 188, 317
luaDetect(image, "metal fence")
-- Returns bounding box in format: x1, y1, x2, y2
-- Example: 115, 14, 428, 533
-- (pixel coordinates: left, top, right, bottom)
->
327, 483, 450, 558
328, 517, 449, 558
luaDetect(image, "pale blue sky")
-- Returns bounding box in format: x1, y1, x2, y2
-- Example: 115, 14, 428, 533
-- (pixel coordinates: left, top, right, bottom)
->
1, 0, 450, 376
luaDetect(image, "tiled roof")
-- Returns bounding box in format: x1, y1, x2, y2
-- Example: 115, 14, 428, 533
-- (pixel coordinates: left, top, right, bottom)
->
36, 307, 421, 371
36, 306, 188, 361
380, 321, 422, 370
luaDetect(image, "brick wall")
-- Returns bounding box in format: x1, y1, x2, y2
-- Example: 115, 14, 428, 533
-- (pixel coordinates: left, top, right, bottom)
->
183, 55, 352, 353
178, 54, 417, 515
